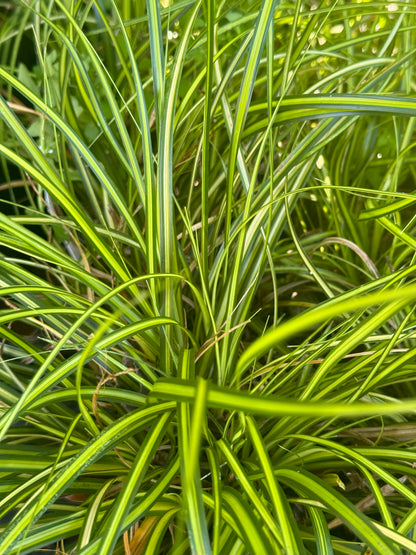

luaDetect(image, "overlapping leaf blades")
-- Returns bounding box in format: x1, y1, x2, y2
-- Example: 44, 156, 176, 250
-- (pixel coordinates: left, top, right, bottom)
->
1, 0, 416, 553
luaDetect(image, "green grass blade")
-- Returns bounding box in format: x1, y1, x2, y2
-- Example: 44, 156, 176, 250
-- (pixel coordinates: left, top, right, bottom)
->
246, 416, 304, 554
275, 468, 399, 555
221, 487, 273, 555
98, 411, 172, 554
152, 377, 416, 419
178, 355, 211, 554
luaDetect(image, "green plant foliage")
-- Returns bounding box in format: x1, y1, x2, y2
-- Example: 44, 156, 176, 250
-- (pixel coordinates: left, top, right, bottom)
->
1, 0, 416, 553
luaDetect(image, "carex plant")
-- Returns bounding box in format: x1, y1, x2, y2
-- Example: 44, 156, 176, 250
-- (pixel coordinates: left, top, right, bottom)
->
1, 0, 416, 553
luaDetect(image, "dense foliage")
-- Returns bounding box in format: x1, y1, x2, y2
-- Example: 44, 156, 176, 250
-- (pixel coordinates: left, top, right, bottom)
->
1, 0, 416, 553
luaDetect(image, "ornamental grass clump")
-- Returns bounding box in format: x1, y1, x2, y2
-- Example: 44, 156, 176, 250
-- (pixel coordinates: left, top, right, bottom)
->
1, 0, 416, 553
